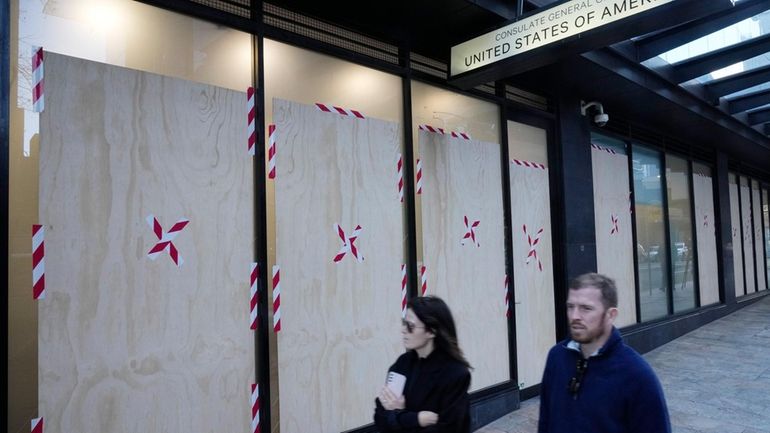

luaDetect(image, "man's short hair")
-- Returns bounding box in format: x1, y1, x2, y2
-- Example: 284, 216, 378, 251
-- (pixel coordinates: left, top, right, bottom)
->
569, 273, 618, 310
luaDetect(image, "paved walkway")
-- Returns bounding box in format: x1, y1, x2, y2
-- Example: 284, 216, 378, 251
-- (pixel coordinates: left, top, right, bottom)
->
476, 295, 770, 433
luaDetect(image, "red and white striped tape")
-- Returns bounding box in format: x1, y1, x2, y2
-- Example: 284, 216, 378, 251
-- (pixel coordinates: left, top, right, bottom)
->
461, 216, 480, 247
511, 159, 546, 170
251, 383, 260, 433
590, 143, 616, 154
333, 223, 363, 263
420, 265, 427, 297
250, 263, 259, 330
401, 264, 407, 318
523, 225, 544, 272
418, 124, 471, 140
504, 274, 510, 318
146, 215, 189, 267
32, 47, 44, 113
31, 417, 43, 433
397, 154, 404, 202
268, 124, 276, 179
32, 224, 45, 300
415, 159, 423, 195
247, 87, 256, 156
272, 265, 281, 333
316, 103, 365, 119
610, 214, 619, 235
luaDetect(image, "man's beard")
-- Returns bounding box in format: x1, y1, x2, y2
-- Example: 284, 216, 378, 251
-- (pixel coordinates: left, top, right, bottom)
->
570, 314, 607, 344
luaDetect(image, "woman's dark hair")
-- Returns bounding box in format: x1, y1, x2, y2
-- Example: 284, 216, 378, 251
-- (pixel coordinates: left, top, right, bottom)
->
407, 296, 472, 370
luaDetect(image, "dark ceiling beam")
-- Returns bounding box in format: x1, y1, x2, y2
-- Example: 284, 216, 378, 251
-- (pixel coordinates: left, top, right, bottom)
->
670, 33, 770, 83
765, 123, 770, 136
466, 0, 542, 20
748, 107, 770, 125
727, 88, 770, 114
635, 0, 770, 61
703, 64, 770, 104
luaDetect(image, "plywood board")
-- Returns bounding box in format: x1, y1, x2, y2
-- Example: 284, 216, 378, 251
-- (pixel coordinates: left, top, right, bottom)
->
591, 147, 636, 326
419, 130, 509, 392
693, 174, 719, 306
730, 181, 744, 297
39, 53, 254, 433
741, 182, 756, 294
272, 98, 404, 433
510, 162, 555, 389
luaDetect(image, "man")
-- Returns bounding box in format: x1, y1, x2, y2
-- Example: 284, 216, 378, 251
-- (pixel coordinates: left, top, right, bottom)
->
538, 273, 671, 433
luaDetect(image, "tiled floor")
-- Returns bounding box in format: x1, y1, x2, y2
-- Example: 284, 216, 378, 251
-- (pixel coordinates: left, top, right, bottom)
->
476, 295, 770, 433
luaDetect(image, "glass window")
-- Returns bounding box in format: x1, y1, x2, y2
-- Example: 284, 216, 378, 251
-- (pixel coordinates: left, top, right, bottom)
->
9, 2, 252, 432
633, 145, 669, 321
764, 188, 770, 288
666, 155, 696, 312
591, 132, 628, 155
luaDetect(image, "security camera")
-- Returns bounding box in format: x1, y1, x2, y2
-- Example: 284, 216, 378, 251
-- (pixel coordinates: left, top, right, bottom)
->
594, 112, 609, 127
580, 100, 609, 127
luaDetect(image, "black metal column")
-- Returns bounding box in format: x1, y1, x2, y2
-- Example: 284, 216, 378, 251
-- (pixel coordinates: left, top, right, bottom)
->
1, 0, 10, 428
554, 96, 597, 308
714, 151, 735, 305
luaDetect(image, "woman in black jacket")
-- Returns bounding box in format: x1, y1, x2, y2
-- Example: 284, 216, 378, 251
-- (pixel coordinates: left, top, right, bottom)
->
374, 296, 472, 433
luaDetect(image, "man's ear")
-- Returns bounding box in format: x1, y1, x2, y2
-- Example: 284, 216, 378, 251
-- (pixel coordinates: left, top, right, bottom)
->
607, 307, 619, 323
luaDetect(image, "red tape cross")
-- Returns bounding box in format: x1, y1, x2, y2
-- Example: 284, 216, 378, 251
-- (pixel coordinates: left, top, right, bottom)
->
524, 224, 544, 272
333, 223, 364, 263
610, 214, 619, 235
461, 216, 480, 247
146, 215, 189, 266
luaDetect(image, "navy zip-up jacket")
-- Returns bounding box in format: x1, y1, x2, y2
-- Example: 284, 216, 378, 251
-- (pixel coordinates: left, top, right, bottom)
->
538, 327, 671, 433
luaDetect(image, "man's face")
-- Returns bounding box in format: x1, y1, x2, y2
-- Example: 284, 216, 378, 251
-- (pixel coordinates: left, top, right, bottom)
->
566, 287, 614, 345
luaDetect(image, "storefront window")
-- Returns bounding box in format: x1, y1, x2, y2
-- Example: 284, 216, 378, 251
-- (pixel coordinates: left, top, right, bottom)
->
9, 1, 252, 432
764, 188, 770, 288
633, 145, 669, 321
666, 155, 696, 312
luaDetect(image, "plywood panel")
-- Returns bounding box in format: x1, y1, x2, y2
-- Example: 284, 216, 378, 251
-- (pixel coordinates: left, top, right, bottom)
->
693, 174, 719, 306
510, 163, 555, 389
752, 184, 767, 292
741, 182, 756, 294
591, 147, 636, 327
39, 53, 254, 433
419, 131, 509, 392
730, 181, 744, 298
272, 98, 404, 433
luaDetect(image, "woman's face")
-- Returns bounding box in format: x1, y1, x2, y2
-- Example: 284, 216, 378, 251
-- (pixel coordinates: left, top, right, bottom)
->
402, 309, 434, 351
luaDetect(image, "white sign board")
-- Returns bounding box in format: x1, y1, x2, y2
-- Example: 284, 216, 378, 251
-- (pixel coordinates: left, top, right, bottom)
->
451, 0, 675, 76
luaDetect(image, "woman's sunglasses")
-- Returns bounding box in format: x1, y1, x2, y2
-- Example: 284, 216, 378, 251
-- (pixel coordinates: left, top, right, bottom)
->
401, 319, 425, 333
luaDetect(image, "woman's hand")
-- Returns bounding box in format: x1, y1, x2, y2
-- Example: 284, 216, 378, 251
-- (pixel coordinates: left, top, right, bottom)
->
378, 386, 405, 410
418, 411, 438, 427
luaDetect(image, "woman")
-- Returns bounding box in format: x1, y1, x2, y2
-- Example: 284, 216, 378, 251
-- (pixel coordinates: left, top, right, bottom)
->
374, 296, 472, 432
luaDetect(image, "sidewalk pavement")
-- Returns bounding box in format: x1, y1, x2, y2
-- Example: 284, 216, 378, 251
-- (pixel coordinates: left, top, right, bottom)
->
476, 295, 770, 433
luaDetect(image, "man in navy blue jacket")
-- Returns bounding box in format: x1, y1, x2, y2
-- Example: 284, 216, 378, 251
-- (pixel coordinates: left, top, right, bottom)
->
538, 273, 671, 433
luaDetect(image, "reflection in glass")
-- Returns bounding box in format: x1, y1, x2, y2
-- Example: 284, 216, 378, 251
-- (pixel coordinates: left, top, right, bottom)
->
666, 156, 697, 312
633, 146, 669, 321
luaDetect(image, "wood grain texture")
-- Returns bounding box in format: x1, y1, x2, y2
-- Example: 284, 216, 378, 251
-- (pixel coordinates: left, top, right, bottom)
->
591, 148, 636, 327
509, 163, 555, 389
741, 181, 756, 294
418, 131, 509, 392
752, 183, 767, 292
39, 53, 254, 433
730, 181, 744, 297
693, 174, 719, 306
272, 98, 404, 433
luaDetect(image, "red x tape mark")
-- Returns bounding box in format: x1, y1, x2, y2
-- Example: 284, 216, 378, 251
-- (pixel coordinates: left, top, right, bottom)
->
703, 215, 708, 227
333, 223, 364, 263
146, 215, 189, 266
610, 214, 619, 235
523, 224, 544, 272
461, 216, 480, 247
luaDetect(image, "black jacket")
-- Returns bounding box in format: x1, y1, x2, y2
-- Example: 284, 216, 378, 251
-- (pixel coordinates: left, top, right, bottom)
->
373, 350, 471, 433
